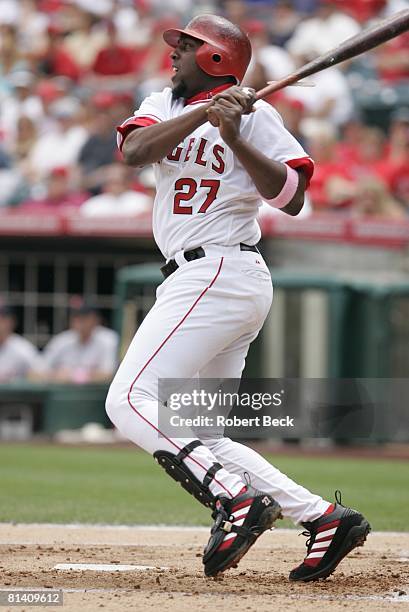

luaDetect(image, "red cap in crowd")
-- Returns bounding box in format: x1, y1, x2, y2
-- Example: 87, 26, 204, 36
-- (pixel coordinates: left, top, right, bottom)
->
90, 91, 119, 109
244, 20, 267, 36
50, 166, 69, 178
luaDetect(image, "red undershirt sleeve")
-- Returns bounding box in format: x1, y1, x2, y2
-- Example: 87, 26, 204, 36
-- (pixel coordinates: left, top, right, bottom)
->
116, 116, 160, 151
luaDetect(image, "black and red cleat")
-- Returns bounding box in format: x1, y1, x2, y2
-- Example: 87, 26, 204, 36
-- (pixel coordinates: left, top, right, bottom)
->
203, 485, 281, 577
289, 491, 371, 582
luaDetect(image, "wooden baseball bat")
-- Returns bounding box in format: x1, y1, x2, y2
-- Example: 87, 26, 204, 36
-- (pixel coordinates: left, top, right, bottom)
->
254, 9, 409, 100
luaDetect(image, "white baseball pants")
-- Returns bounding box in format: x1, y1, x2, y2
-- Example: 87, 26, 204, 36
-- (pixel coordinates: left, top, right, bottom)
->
106, 245, 330, 523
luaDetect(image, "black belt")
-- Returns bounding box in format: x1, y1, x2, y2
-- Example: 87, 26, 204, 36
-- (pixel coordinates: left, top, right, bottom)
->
161, 243, 260, 279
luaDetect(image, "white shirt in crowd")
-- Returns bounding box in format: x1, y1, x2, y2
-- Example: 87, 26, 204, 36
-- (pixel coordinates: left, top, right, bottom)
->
0, 334, 38, 382
0, 94, 43, 146
249, 45, 296, 82
287, 12, 360, 57
286, 68, 354, 127
80, 191, 152, 217
29, 126, 88, 177
36, 326, 118, 381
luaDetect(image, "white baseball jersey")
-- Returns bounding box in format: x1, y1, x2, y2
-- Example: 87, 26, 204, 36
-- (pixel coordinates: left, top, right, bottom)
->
36, 326, 118, 377
117, 85, 314, 260
0, 334, 38, 382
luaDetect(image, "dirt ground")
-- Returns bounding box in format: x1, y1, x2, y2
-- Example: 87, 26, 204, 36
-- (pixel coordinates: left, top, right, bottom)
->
0, 524, 408, 612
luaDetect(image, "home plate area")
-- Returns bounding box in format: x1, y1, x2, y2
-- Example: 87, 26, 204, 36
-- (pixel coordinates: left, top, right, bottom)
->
1, 524, 408, 612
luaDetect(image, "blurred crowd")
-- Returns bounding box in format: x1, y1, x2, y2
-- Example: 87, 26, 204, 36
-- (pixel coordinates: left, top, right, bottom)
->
0, 297, 119, 384
0, 0, 408, 220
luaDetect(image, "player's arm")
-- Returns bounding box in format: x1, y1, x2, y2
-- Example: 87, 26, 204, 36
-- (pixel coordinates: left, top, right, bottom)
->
208, 96, 306, 216
122, 105, 211, 167
222, 133, 306, 216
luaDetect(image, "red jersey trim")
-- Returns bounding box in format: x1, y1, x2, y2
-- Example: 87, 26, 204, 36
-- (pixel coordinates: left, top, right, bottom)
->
286, 157, 315, 188
184, 83, 231, 106
116, 116, 159, 151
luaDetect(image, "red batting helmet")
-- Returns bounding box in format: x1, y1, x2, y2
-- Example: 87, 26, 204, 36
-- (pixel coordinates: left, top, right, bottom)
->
163, 15, 252, 84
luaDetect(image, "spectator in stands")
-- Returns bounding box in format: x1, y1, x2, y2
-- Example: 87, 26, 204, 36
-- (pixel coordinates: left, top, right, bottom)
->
352, 126, 388, 177
0, 0, 19, 27
0, 304, 38, 382
385, 0, 409, 16
244, 20, 295, 90
62, 6, 107, 72
19, 166, 88, 212
88, 20, 137, 89
35, 77, 68, 134
269, 0, 302, 47
80, 163, 152, 217
389, 108, 409, 162
0, 138, 30, 208
223, 0, 248, 29
13, 0, 49, 58
348, 124, 409, 203
385, 107, 409, 210
73, 0, 113, 17
285, 64, 354, 129
0, 71, 43, 147
36, 78, 65, 107
0, 145, 11, 169
0, 24, 28, 96
327, 0, 387, 23
134, 18, 176, 101
286, 3, 357, 127
270, 93, 307, 147
12, 115, 38, 163
33, 300, 118, 384
307, 124, 355, 210
373, 31, 409, 84
287, 1, 360, 58
351, 176, 405, 219
77, 92, 120, 194
37, 24, 81, 82
336, 118, 366, 165
110, 0, 150, 48
28, 96, 87, 178
106, 91, 134, 128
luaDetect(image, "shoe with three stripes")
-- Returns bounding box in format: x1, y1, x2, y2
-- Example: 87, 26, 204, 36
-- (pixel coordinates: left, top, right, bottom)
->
203, 485, 282, 577
289, 491, 371, 582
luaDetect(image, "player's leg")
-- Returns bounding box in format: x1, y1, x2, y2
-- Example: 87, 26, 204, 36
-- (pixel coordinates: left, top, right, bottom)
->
106, 256, 281, 574
198, 334, 370, 581
106, 258, 245, 501
198, 332, 330, 523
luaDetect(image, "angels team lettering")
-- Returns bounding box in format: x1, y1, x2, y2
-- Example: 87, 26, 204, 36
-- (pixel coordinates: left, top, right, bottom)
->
167, 137, 225, 174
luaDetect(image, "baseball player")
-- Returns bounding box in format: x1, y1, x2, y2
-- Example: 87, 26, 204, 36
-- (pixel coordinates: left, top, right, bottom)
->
106, 15, 370, 580
0, 304, 38, 382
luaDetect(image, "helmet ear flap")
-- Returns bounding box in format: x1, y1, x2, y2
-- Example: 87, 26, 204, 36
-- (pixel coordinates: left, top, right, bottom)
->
196, 42, 238, 80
